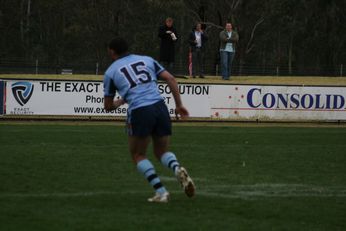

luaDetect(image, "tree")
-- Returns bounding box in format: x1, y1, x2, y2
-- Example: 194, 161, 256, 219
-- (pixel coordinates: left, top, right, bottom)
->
0, 0, 344, 76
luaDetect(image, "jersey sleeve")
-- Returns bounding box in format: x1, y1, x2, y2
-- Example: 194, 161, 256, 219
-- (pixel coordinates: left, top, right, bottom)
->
153, 60, 165, 76
103, 73, 117, 97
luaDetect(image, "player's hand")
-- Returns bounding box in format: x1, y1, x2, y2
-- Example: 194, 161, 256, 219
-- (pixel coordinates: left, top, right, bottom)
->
175, 106, 189, 120
166, 30, 172, 34
113, 99, 126, 108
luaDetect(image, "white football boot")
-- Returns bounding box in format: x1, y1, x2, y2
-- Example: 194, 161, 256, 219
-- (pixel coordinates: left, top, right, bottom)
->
176, 167, 195, 197
147, 192, 170, 203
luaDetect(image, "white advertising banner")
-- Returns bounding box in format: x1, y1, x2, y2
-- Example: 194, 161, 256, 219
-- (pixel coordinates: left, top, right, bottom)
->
4, 79, 346, 121
209, 85, 346, 121
4, 80, 210, 117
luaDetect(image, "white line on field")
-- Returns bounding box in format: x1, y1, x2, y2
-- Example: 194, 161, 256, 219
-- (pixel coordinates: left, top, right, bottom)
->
197, 190, 346, 199
1, 184, 345, 199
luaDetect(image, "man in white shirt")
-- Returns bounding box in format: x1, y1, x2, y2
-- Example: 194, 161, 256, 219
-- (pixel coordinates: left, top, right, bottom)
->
189, 23, 208, 78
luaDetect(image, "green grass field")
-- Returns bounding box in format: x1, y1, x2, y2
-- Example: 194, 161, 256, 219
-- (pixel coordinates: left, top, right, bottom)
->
1, 123, 346, 230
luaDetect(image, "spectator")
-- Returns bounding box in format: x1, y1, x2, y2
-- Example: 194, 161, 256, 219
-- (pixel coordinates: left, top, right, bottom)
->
188, 23, 208, 78
158, 17, 178, 73
219, 22, 239, 80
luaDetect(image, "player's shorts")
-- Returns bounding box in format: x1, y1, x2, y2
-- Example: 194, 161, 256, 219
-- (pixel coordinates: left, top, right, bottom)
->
127, 100, 172, 137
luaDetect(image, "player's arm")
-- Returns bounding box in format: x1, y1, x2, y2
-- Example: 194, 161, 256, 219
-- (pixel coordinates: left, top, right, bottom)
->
103, 73, 125, 111
158, 70, 189, 119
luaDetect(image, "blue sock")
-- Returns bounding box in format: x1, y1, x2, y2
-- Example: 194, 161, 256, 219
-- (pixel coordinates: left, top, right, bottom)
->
161, 152, 180, 175
137, 159, 167, 195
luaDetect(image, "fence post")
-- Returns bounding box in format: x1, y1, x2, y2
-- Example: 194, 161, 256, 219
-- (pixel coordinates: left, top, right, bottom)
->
96, 62, 99, 75
35, 59, 38, 75
215, 64, 219, 76
276, 66, 279, 76
341, 64, 343, 77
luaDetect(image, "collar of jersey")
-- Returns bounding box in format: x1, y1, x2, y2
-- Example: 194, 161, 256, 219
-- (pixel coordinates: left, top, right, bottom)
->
114, 53, 131, 63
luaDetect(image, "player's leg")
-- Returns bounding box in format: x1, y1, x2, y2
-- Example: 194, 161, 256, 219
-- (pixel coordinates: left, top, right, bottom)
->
151, 101, 181, 174
153, 135, 195, 197
152, 135, 179, 175
128, 136, 169, 202
128, 105, 169, 202
152, 101, 195, 197
128, 135, 150, 163
151, 101, 177, 172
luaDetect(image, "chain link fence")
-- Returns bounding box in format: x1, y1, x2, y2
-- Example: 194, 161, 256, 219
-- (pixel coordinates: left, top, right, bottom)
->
1, 58, 344, 77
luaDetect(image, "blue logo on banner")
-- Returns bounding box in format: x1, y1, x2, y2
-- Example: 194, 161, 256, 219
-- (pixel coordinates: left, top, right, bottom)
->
11, 82, 34, 106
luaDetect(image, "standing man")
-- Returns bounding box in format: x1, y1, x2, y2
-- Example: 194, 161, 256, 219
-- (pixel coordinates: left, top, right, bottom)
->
219, 22, 239, 80
158, 17, 178, 74
103, 37, 195, 203
189, 23, 208, 78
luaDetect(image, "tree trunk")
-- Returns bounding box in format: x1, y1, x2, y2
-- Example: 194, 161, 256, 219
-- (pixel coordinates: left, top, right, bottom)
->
20, 0, 25, 42
288, 33, 293, 75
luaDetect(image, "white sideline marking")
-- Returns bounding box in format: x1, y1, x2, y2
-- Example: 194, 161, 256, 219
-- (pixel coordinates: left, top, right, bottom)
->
198, 183, 346, 198
197, 191, 346, 199
1, 184, 345, 199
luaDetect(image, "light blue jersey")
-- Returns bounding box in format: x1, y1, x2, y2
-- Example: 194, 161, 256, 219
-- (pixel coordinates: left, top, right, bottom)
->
103, 54, 165, 112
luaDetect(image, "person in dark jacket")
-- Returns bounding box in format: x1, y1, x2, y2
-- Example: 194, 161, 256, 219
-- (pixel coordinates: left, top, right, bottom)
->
188, 23, 208, 78
158, 17, 178, 73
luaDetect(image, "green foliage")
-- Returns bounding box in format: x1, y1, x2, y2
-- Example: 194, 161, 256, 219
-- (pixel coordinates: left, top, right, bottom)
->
0, 0, 345, 74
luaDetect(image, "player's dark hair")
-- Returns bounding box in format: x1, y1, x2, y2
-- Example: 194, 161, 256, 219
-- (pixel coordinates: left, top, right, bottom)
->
165, 17, 173, 22
108, 37, 129, 55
